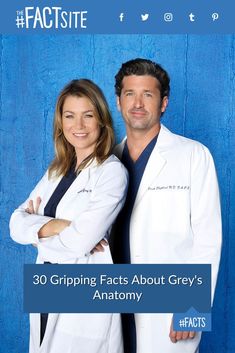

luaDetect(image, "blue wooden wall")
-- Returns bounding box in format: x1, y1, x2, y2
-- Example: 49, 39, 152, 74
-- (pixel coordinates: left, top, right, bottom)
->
0, 35, 234, 353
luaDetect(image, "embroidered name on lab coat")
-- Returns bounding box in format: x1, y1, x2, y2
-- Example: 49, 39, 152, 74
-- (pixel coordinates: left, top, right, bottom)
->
148, 185, 190, 191
77, 188, 92, 194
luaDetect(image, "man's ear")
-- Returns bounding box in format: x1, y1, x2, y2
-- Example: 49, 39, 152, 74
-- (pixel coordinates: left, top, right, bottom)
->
161, 96, 168, 113
116, 96, 121, 111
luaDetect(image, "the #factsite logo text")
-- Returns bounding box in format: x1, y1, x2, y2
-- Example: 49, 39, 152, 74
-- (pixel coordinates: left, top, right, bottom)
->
16, 7, 88, 29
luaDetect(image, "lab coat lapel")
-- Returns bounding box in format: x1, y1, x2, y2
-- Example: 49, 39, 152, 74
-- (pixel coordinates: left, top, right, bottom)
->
133, 124, 173, 208
55, 159, 98, 213
39, 314, 59, 352
115, 125, 174, 207
133, 146, 166, 207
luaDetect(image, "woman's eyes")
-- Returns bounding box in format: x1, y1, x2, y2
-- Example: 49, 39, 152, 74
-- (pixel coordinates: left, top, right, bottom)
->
63, 114, 94, 119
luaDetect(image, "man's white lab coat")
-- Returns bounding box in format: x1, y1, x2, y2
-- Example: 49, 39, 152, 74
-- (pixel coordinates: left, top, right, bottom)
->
115, 125, 222, 353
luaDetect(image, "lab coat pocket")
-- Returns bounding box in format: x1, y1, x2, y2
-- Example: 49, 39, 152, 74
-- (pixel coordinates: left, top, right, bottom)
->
47, 314, 118, 353
55, 313, 113, 339
147, 188, 190, 233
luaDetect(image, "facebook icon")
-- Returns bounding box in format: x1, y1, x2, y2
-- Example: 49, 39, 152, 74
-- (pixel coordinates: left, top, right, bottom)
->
119, 13, 124, 22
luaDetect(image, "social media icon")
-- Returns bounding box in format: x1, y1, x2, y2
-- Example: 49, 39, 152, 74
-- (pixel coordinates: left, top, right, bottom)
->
189, 13, 195, 22
212, 13, 219, 21
141, 14, 149, 21
119, 13, 124, 22
164, 13, 173, 22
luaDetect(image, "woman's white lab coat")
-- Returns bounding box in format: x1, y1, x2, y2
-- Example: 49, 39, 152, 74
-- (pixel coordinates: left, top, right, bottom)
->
10, 154, 128, 353
114, 125, 222, 353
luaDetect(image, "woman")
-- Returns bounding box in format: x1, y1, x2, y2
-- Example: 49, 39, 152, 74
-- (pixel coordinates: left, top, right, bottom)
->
10, 79, 128, 353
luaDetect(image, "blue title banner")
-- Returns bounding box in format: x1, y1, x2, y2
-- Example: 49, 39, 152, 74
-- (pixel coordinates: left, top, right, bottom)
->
0, 0, 234, 34
24, 264, 211, 314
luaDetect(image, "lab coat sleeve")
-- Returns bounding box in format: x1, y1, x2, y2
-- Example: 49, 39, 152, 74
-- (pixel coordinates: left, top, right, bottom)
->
190, 143, 222, 301
9, 171, 54, 245
37, 161, 128, 262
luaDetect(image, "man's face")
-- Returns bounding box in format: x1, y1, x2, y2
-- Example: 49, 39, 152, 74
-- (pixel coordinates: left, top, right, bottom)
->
117, 75, 168, 132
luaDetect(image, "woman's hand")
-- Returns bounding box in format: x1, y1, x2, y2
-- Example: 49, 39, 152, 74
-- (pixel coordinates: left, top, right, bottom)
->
38, 219, 71, 238
25, 197, 42, 247
90, 239, 108, 254
25, 197, 41, 214
24, 197, 71, 239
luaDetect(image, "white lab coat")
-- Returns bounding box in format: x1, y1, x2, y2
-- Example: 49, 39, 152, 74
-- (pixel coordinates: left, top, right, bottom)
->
10, 154, 128, 353
114, 124, 222, 353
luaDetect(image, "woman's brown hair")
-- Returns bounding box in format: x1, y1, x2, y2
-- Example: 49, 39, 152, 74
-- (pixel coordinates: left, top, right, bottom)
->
48, 79, 114, 178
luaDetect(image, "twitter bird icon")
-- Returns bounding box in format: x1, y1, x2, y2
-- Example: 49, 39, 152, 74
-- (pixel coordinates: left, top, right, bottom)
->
141, 14, 149, 21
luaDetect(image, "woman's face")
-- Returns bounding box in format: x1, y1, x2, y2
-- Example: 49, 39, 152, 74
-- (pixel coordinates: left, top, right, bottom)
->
62, 95, 101, 159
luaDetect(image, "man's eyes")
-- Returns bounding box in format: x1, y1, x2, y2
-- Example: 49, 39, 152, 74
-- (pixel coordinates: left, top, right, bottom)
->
144, 93, 153, 97
124, 92, 153, 97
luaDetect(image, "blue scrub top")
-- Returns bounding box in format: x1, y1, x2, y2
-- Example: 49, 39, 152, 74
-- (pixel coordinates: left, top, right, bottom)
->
44, 167, 78, 218
40, 166, 78, 344
113, 134, 158, 264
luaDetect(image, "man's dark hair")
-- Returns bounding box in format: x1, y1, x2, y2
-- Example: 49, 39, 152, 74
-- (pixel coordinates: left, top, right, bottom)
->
115, 58, 170, 99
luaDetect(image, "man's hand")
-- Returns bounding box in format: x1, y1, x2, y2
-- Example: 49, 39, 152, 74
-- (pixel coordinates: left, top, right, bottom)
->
169, 320, 195, 343
38, 219, 71, 238
90, 239, 108, 254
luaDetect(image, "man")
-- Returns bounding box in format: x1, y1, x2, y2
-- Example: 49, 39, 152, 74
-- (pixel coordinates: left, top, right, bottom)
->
110, 58, 222, 353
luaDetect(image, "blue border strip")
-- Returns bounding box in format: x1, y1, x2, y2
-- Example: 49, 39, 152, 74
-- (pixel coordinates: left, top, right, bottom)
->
0, 0, 234, 34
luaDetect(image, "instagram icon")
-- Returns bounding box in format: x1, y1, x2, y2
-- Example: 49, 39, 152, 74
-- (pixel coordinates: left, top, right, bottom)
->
164, 13, 173, 22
